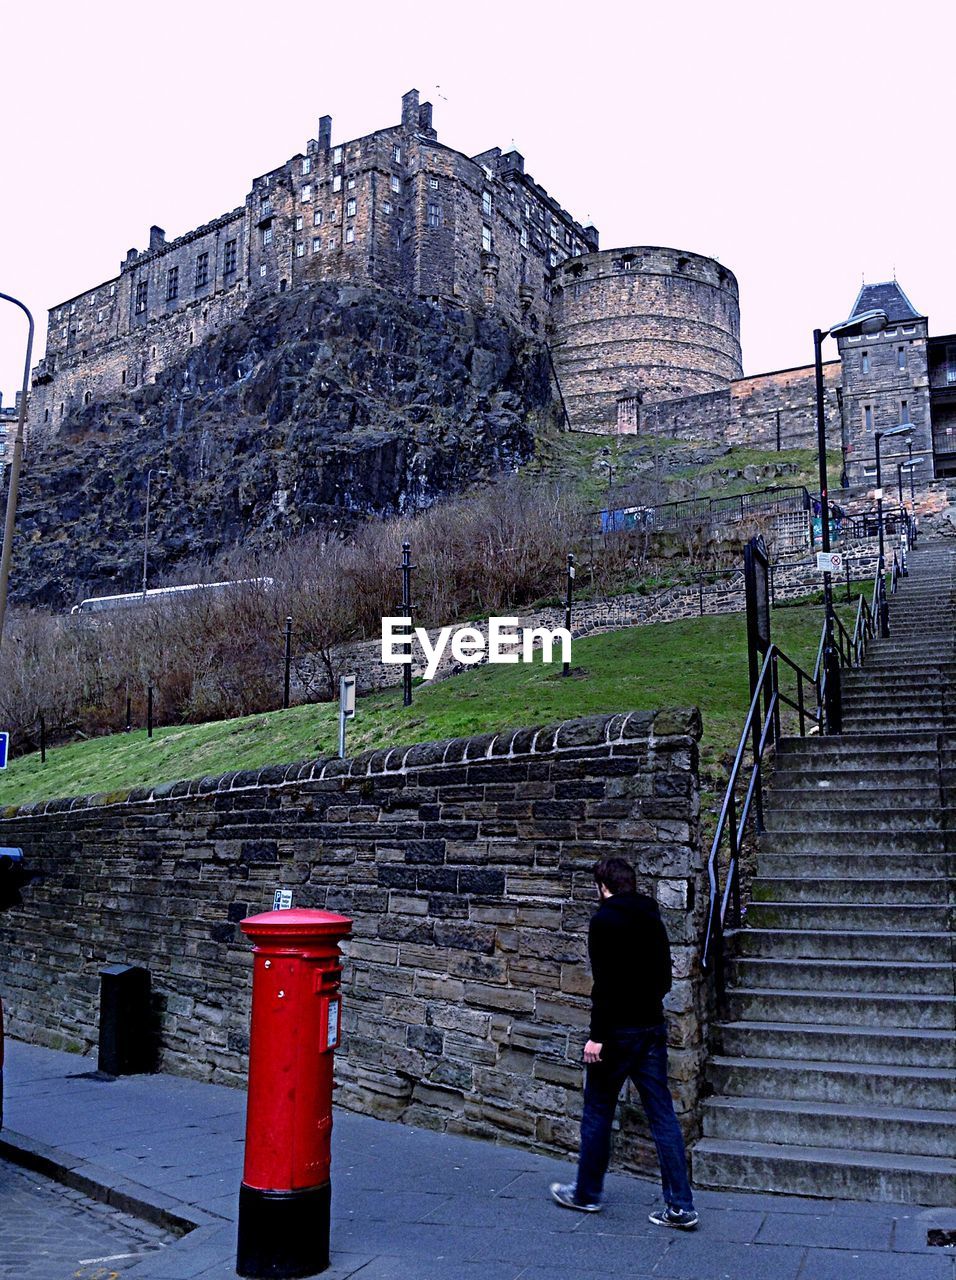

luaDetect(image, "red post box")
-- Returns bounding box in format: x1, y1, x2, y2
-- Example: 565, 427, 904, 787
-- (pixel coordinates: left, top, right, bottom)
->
236, 908, 352, 1280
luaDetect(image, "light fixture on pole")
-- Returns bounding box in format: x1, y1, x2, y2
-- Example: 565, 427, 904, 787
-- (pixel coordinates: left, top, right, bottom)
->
897, 457, 925, 505
141, 468, 168, 598
812, 308, 888, 733
0, 293, 35, 656
874, 423, 912, 637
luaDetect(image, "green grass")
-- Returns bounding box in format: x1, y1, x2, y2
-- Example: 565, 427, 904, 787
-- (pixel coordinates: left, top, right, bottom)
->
0, 601, 842, 811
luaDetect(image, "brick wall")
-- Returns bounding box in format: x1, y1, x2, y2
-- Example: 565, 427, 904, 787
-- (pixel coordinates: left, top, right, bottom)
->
0, 710, 705, 1172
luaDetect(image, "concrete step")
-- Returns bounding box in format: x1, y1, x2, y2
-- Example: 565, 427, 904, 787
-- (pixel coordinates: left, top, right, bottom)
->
757, 831, 950, 854
744, 901, 955, 931
705, 1054, 955, 1109
751, 875, 949, 903
770, 767, 939, 790
763, 808, 944, 832
722, 987, 955, 1029
713, 1020, 956, 1068
700, 1096, 956, 1157
727, 928, 951, 962
692, 1137, 956, 1204
766, 785, 940, 809
777, 732, 940, 754
756, 852, 953, 879
727, 956, 952, 995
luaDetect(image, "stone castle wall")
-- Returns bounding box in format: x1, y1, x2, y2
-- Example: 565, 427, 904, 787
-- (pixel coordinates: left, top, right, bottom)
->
549, 248, 743, 434
0, 711, 706, 1171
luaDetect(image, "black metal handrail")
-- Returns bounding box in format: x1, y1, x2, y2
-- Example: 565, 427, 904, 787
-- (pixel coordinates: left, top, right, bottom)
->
701, 641, 819, 980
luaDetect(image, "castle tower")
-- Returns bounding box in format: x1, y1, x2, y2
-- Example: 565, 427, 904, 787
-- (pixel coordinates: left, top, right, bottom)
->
548, 246, 742, 434
837, 281, 933, 489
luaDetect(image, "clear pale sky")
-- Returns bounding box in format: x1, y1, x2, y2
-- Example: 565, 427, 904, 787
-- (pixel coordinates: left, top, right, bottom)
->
2, 0, 954, 405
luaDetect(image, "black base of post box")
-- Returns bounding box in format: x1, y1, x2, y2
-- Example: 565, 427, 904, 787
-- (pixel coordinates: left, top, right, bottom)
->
98, 964, 152, 1076
236, 1182, 330, 1278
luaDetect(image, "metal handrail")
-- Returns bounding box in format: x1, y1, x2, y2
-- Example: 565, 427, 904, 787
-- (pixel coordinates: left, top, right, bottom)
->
701, 642, 818, 978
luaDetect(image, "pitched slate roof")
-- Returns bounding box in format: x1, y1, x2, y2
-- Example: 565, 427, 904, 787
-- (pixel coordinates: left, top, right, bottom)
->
847, 281, 924, 324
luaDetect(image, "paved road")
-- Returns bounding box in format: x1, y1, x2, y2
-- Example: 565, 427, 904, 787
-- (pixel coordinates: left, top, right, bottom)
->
0, 1156, 171, 1279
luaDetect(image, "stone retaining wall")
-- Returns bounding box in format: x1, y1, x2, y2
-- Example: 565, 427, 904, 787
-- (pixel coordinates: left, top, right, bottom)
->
0, 710, 705, 1174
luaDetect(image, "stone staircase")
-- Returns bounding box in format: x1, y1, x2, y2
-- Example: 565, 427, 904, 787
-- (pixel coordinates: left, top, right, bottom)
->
693, 541, 956, 1204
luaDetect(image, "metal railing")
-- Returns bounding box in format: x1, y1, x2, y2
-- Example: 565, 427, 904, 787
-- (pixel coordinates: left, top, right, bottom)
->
702, 554, 887, 992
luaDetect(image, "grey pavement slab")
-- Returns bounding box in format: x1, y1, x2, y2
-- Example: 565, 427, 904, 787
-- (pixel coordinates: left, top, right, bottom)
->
3, 1039, 954, 1280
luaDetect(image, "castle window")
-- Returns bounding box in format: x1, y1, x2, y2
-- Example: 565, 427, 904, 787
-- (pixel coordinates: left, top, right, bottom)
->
428, 177, 439, 189
134, 280, 148, 315
84, 390, 92, 405
195, 252, 209, 288
382, 199, 392, 215
550, 223, 559, 241
97, 310, 103, 322
224, 239, 237, 274
259, 264, 268, 277
617, 394, 640, 431
295, 242, 304, 257
302, 156, 312, 175
520, 227, 528, 247
261, 197, 272, 216
482, 190, 492, 217
61, 327, 67, 338
901, 399, 910, 422
332, 175, 342, 192
393, 145, 401, 162
898, 346, 907, 370
391, 175, 401, 193
345, 227, 354, 244
862, 351, 869, 373
110, 284, 116, 296
121, 370, 126, 385
333, 146, 343, 164
346, 198, 356, 217
295, 215, 304, 231
70, 303, 76, 314
482, 224, 492, 252
329, 235, 337, 250
330, 208, 339, 222
864, 404, 873, 431
549, 250, 558, 267
262, 226, 273, 246
313, 209, 323, 226
301, 184, 312, 202
44, 408, 50, 422
427, 202, 442, 228
312, 236, 321, 252
347, 177, 356, 190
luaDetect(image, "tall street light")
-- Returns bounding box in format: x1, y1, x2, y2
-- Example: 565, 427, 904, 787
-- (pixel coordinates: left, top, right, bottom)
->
897, 456, 925, 505
813, 308, 887, 733
0, 293, 35, 656
874, 424, 912, 636
141, 468, 168, 598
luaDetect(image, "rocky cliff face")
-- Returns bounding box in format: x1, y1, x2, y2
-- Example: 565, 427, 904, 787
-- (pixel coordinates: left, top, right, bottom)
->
10, 285, 558, 606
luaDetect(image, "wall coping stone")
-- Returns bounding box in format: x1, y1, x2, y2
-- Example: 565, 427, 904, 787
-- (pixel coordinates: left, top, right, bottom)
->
0, 708, 701, 823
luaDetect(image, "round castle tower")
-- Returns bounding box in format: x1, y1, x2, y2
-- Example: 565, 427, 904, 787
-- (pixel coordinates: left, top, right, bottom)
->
548, 246, 742, 433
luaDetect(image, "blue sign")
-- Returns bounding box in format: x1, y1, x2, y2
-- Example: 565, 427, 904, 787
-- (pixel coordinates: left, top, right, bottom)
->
0, 733, 7, 769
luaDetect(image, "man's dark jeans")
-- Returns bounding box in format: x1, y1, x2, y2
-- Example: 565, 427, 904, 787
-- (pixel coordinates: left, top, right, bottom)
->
575, 1023, 694, 1210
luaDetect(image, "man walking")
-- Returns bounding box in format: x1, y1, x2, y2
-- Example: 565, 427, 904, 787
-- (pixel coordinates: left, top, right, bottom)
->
550, 856, 698, 1229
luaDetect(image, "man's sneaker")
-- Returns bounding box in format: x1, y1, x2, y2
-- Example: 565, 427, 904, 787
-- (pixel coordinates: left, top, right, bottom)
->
549, 1182, 602, 1213
649, 1206, 699, 1230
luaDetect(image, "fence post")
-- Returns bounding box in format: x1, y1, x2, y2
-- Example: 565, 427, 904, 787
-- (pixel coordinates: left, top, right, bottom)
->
39, 714, 46, 764
283, 616, 293, 710
400, 542, 414, 708
125, 694, 132, 734
147, 685, 154, 739
563, 553, 574, 677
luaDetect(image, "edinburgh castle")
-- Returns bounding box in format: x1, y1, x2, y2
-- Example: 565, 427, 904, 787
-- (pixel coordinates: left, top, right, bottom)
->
24, 89, 956, 491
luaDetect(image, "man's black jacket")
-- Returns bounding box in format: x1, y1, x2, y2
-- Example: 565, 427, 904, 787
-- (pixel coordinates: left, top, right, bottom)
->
588, 891, 672, 1040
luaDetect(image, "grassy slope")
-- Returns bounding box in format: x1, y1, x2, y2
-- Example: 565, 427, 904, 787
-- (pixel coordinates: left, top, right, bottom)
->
0, 602, 839, 810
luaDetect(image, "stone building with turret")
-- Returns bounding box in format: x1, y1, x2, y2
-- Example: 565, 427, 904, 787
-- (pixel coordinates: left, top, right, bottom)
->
24, 90, 956, 493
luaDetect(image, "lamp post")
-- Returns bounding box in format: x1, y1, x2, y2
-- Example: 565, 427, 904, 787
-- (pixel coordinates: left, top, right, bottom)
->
897, 457, 925, 505
141, 468, 167, 598
874, 424, 912, 636
0, 293, 35, 656
812, 307, 887, 733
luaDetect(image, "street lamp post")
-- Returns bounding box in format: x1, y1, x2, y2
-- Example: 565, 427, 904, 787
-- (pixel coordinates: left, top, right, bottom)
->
812, 308, 888, 733
874, 424, 912, 637
896, 457, 923, 505
141, 468, 167, 598
0, 293, 35, 655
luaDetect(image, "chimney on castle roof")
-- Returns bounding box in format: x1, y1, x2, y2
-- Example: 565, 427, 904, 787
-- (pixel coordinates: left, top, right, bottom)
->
418, 100, 434, 134
318, 115, 332, 153
124, 248, 139, 267
149, 226, 166, 251
401, 89, 420, 129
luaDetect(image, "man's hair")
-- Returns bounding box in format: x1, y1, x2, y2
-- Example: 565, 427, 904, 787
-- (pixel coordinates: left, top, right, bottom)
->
593, 857, 636, 896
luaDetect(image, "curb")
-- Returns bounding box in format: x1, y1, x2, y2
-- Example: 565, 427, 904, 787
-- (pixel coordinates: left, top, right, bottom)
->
0, 1127, 224, 1237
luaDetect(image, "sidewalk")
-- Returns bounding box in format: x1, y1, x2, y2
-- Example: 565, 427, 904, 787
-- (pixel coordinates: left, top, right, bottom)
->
2, 1039, 953, 1280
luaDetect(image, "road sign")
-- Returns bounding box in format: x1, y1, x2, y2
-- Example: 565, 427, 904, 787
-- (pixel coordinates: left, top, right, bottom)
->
0, 733, 8, 770
816, 552, 843, 573
272, 888, 293, 911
